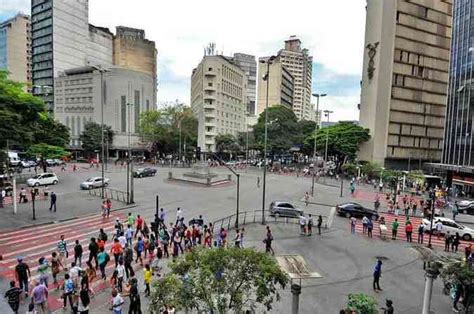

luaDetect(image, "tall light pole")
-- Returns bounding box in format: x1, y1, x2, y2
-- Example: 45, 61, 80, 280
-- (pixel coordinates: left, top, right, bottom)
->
127, 101, 135, 204
311, 93, 326, 196
323, 110, 334, 164
91, 66, 109, 199
260, 56, 276, 225
245, 111, 249, 164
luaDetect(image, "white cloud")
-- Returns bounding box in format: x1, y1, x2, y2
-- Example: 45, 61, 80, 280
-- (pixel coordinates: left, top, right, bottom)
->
0, 0, 29, 13
4, 0, 366, 121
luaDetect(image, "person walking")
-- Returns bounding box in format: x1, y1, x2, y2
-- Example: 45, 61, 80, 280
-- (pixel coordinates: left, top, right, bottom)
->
88, 238, 99, 270
135, 237, 144, 266
436, 220, 443, 240
307, 214, 313, 236
57, 235, 68, 269
31, 280, 48, 314
444, 231, 452, 252
97, 247, 109, 280
373, 260, 383, 292
78, 286, 90, 314
4, 281, 22, 314
62, 273, 75, 311
144, 264, 152, 297
135, 215, 144, 239
175, 208, 183, 225
37, 257, 49, 288
124, 244, 134, 279
19, 188, 27, 203
391, 219, 399, 240
234, 229, 241, 248
453, 201, 459, 221
405, 222, 413, 243
452, 232, 461, 253
417, 223, 424, 244
367, 219, 373, 238
299, 215, 307, 235
74, 239, 83, 267
304, 192, 309, 206
49, 191, 57, 212
317, 215, 323, 235
111, 289, 124, 314
128, 277, 141, 314
257, 177, 260, 188
116, 260, 125, 293
110, 238, 124, 268
159, 208, 166, 228
350, 217, 357, 234
106, 198, 112, 218
264, 226, 274, 255
362, 216, 369, 234
15, 257, 30, 296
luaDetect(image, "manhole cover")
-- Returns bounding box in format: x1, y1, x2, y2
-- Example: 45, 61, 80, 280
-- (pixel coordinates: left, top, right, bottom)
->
374, 256, 390, 260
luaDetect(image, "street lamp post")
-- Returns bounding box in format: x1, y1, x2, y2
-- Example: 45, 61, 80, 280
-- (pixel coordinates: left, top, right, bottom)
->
213, 154, 240, 228
260, 56, 276, 225
127, 102, 135, 204
323, 110, 334, 164
427, 191, 435, 249
311, 93, 326, 196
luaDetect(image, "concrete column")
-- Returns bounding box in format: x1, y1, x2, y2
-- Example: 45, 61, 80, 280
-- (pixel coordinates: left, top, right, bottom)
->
12, 176, 17, 214
422, 269, 438, 314
291, 284, 301, 314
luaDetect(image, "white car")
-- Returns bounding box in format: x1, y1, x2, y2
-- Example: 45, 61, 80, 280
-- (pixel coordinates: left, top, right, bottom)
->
422, 217, 474, 241
80, 177, 110, 190
27, 173, 59, 187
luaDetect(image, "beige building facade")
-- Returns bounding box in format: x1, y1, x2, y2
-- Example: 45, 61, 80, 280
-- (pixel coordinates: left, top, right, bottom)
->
191, 55, 247, 152
359, 0, 452, 169
0, 13, 31, 89
256, 56, 294, 115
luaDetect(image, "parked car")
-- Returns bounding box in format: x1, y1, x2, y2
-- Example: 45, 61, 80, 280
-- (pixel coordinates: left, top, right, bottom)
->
27, 173, 59, 187
0, 176, 13, 196
269, 201, 303, 218
19, 160, 36, 168
80, 177, 110, 190
422, 217, 474, 241
458, 200, 474, 215
53, 159, 65, 166
336, 202, 379, 220
133, 167, 157, 178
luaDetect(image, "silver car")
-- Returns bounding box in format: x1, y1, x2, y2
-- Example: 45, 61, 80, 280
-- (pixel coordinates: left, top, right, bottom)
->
269, 201, 303, 218
80, 177, 110, 190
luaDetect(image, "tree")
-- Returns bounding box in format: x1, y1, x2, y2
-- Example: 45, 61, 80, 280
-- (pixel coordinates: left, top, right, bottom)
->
253, 106, 302, 154
341, 162, 358, 177
26, 143, 70, 159
215, 134, 240, 156
150, 247, 289, 313
304, 122, 370, 162
345, 293, 378, 314
79, 122, 113, 154
361, 162, 382, 180
33, 116, 70, 147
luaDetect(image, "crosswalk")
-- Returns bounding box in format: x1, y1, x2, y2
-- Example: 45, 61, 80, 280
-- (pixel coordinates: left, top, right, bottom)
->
0, 212, 141, 312
353, 213, 470, 251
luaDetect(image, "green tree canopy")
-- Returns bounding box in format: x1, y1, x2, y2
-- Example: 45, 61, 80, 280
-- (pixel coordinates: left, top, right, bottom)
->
361, 162, 383, 180
215, 134, 240, 154
253, 106, 303, 154
139, 104, 197, 156
304, 122, 370, 161
79, 122, 113, 153
26, 143, 70, 159
150, 247, 289, 313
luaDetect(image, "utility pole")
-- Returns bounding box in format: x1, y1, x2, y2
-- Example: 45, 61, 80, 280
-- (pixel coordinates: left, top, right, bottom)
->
323, 110, 334, 164
311, 93, 326, 196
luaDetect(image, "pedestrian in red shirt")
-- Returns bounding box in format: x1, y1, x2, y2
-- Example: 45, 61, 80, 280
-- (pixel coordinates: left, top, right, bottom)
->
110, 239, 123, 267
135, 215, 144, 239
405, 222, 413, 243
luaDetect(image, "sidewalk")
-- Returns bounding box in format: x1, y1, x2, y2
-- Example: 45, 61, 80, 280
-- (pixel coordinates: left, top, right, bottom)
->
0, 191, 132, 230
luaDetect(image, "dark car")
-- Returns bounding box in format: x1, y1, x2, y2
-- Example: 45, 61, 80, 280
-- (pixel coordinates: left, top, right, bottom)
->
269, 201, 303, 218
133, 167, 157, 178
336, 202, 379, 220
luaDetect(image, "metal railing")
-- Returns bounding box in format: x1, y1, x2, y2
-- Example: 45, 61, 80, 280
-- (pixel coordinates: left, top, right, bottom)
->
211, 210, 330, 234
87, 187, 129, 203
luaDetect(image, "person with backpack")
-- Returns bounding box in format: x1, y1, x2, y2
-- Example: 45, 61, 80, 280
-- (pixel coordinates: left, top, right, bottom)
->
134, 237, 144, 266
110, 239, 124, 268
74, 240, 83, 267
78, 286, 90, 313
114, 218, 123, 238
63, 273, 75, 311
97, 247, 109, 280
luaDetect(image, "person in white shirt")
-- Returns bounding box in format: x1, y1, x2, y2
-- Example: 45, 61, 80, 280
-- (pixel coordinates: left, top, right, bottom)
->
435, 220, 443, 239
115, 260, 126, 292
118, 233, 127, 249
111, 289, 124, 314
69, 262, 82, 287
299, 215, 307, 235
176, 207, 183, 224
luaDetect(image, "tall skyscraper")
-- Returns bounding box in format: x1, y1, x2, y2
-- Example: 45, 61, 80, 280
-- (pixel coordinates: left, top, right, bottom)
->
278, 36, 313, 120
430, 0, 474, 196
230, 53, 257, 115
358, 0, 453, 169
256, 56, 294, 115
0, 13, 31, 90
191, 54, 247, 153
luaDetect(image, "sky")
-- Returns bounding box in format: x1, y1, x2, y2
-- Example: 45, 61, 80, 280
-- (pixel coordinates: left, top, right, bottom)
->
1, 0, 366, 122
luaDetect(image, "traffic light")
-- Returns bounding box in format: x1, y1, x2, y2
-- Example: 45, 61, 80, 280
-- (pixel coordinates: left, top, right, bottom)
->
196, 147, 201, 158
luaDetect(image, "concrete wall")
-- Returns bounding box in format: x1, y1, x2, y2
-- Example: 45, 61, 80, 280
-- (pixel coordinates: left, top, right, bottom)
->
87, 25, 113, 67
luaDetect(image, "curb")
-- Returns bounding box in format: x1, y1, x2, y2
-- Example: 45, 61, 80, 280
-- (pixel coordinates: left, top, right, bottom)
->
8, 203, 138, 231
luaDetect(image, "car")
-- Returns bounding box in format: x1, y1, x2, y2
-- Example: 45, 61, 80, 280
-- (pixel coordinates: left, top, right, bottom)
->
336, 202, 379, 220
19, 160, 36, 168
80, 177, 110, 190
26, 173, 59, 187
53, 159, 65, 166
458, 200, 474, 215
0, 177, 13, 196
422, 217, 474, 241
133, 167, 157, 178
269, 201, 303, 218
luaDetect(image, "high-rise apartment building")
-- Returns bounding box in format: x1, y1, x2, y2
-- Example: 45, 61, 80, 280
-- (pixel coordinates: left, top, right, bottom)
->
31, 1, 157, 113
191, 55, 247, 152
428, 0, 474, 196
230, 53, 257, 115
0, 13, 31, 89
277, 36, 313, 120
256, 56, 294, 115
358, 0, 452, 169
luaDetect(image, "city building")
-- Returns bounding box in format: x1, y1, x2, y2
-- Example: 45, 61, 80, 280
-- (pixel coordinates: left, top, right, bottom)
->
31, 1, 157, 113
191, 55, 247, 153
427, 0, 474, 197
256, 56, 294, 115
54, 66, 155, 153
230, 53, 257, 115
358, 0, 453, 169
277, 36, 313, 120
0, 13, 31, 89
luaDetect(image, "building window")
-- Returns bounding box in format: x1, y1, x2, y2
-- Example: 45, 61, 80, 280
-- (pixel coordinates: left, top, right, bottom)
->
121, 96, 126, 132
146, 99, 150, 111
134, 90, 140, 132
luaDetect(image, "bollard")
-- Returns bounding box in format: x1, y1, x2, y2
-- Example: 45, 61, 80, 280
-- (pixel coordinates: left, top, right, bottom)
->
291, 284, 301, 314
422, 268, 439, 314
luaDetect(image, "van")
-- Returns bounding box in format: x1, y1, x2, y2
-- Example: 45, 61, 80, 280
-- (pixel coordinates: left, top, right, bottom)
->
7, 152, 20, 167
